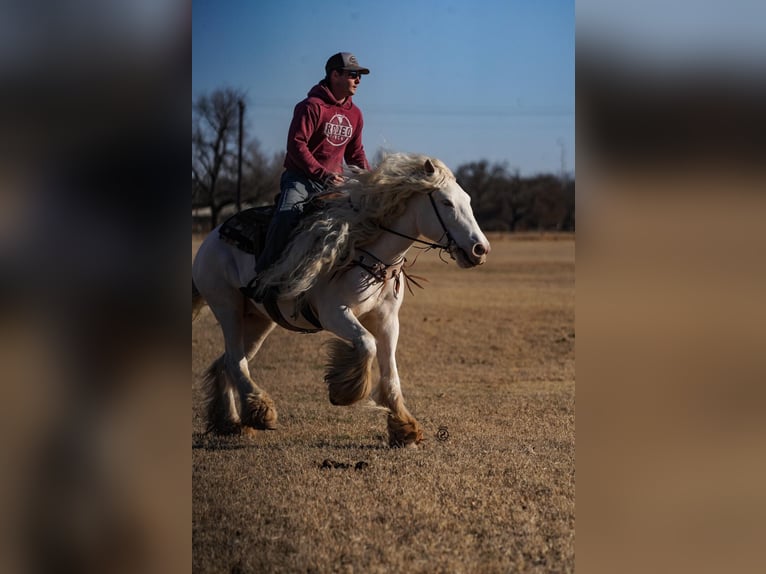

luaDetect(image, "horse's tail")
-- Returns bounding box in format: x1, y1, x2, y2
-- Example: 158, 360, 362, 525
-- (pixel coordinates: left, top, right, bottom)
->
192, 279, 206, 321
324, 339, 374, 406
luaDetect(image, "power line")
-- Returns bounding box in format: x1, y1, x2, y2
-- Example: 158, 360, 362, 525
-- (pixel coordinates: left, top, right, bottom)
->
244, 98, 573, 118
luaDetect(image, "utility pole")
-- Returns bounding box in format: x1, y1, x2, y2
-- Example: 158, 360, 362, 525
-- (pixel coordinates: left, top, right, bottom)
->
236, 99, 244, 212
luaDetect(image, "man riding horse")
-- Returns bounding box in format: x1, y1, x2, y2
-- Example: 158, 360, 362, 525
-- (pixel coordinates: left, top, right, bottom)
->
248, 52, 371, 301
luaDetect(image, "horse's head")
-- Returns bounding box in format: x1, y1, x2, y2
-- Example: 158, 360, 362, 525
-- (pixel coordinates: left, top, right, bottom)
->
415, 159, 491, 268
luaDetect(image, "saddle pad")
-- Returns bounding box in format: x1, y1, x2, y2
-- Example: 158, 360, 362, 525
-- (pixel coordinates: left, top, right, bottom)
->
218, 206, 274, 255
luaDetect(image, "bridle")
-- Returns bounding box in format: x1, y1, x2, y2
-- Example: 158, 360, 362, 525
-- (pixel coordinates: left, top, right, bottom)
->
345, 190, 457, 297
379, 191, 457, 260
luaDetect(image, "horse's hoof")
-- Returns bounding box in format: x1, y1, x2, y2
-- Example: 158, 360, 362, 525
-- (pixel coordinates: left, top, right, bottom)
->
387, 430, 423, 448
244, 395, 278, 430
388, 439, 421, 449
255, 418, 277, 431
251, 408, 278, 430
387, 416, 424, 448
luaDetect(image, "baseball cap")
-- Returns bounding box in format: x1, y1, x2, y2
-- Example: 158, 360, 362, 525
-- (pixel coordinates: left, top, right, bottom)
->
325, 52, 370, 75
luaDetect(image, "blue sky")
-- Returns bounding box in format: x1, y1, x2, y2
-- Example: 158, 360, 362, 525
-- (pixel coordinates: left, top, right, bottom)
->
193, 0, 575, 176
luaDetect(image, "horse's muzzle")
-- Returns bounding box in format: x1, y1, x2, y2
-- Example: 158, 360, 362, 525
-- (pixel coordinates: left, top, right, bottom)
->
470, 241, 490, 265
455, 240, 490, 267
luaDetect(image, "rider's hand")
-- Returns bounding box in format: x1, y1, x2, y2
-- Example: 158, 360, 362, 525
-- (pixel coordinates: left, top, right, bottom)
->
326, 174, 345, 187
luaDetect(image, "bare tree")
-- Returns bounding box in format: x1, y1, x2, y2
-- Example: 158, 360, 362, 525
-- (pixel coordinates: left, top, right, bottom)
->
242, 145, 284, 208
192, 87, 246, 229
455, 161, 575, 232
524, 174, 566, 231
455, 161, 528, 231
560, 179, 575, 231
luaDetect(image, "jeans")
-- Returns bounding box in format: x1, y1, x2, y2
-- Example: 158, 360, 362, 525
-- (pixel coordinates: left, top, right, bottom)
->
254, 170, 325, 274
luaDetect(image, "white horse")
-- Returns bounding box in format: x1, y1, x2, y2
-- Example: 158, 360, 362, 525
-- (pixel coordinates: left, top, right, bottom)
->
192, 153, 490, 447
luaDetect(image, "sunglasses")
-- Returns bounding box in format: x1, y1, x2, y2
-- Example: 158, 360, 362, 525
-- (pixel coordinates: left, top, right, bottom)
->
345, 70, 362, 79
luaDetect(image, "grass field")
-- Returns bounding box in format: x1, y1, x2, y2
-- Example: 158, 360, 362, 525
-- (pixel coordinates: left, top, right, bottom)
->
192, 233, 575, 573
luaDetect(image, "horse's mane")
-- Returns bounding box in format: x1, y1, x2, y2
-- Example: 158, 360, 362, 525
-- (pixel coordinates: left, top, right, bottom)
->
255, 152, 455, 299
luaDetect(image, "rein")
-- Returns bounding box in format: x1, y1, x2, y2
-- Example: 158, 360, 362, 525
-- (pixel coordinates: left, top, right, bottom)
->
351, 190, 458, 296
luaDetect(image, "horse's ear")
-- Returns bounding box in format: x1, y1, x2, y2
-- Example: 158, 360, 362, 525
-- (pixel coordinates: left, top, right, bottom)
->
424, 159, 436, 176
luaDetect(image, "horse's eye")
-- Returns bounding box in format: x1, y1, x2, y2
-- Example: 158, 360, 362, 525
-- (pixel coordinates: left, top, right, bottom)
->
441, 199, 454, 208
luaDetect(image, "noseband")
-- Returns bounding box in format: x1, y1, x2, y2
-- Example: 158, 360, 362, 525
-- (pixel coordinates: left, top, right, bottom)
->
379, 191, 457, 259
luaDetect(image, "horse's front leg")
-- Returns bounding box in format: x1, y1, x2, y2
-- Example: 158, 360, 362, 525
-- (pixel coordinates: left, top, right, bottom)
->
320, 307, 377, 407
364, 311, 423, 448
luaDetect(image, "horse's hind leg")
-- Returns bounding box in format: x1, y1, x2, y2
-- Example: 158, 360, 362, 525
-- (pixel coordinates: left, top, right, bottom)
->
238, 311, 278, 430
201, 354, 242, 435
206, 295, 278, 433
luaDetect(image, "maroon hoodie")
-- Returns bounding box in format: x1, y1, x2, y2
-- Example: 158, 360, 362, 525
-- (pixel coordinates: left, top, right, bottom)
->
283, 81, 369, 182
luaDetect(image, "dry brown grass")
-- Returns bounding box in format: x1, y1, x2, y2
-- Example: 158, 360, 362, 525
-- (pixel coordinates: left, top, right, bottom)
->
192, 233, 574, 573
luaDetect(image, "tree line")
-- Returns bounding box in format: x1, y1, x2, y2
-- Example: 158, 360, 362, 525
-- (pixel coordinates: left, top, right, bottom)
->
193, 88, 574, 232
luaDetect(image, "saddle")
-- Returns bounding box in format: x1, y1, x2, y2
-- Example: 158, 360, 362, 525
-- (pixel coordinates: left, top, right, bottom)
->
219, 205, 323, 333
218, 192, 347, 255
218, 205, 274, 256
